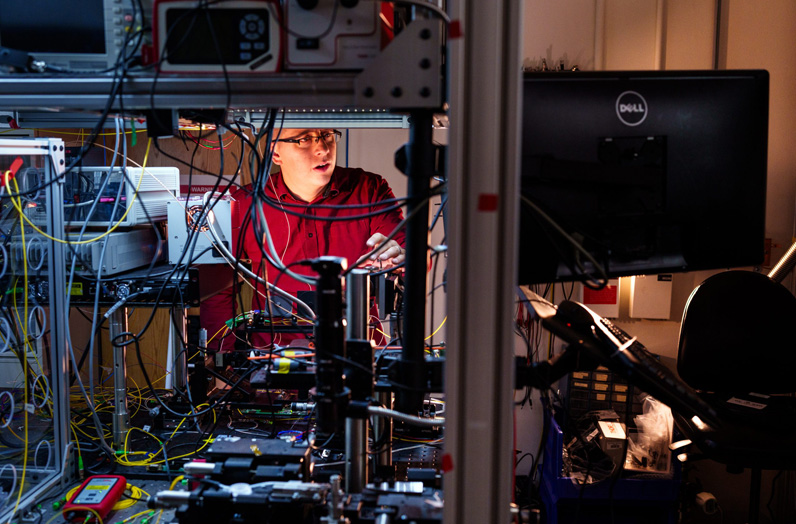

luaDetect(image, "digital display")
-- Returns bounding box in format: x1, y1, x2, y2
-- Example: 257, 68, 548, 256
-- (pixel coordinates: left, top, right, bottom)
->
164, 8, 271, 65
0, 0, 106, 54
73, 477, 118, 505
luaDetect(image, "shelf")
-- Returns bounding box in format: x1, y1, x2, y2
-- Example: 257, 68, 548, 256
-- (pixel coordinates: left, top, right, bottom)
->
0, 18, 443, 127
0, 72, 363, 111
13, 107, 411, 129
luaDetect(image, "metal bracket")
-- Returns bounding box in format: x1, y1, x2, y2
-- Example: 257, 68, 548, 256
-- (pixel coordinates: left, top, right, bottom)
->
355, 18, 443, 109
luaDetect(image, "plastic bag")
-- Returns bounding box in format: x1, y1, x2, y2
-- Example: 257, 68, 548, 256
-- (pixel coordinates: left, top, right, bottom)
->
626, 396, 673, 474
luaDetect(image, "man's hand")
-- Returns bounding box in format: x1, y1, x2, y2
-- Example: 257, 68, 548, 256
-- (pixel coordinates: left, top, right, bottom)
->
365, 233, 405, 268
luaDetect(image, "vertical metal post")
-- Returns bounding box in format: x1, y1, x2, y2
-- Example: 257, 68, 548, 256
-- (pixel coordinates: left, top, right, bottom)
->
344, 418, 367, 493
445, 1, 524, 523
345, 269, 371, 493
397, 109, 433, 415
373, 391, 393, 468
171, 307, 188, 391
345, 269, 370, 340
109, 309, 130, 448
46, 139, 72, 492
749, 468, 762, 524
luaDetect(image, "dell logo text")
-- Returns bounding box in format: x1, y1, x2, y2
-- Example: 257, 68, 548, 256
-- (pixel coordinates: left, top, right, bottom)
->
615, 91, 648, 126
619, 103, 645, 113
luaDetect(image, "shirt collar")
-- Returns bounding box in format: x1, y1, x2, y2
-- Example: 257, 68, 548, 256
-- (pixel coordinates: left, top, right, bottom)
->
326, 169, 342, 197
272, 167, 344, 202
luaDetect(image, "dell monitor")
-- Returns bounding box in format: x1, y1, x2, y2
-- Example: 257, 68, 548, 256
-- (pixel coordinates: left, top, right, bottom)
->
518, 70, 769, 285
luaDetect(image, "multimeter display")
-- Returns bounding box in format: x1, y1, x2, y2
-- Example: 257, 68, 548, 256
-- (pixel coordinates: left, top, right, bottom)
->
72, 477, 120, 504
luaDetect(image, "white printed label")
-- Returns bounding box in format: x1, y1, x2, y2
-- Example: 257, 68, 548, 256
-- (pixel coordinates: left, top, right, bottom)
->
598, 420, 627, 439
727, 397, 767, 410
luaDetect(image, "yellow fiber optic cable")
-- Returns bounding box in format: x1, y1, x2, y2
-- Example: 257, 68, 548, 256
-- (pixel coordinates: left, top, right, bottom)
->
5, 138, 152, 245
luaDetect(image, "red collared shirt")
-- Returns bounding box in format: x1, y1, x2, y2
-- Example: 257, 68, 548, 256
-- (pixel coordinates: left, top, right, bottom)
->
201, 166, 405, 349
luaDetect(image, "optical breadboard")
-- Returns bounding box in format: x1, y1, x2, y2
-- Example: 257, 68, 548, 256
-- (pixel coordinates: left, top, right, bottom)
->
29, 166, 180, 227
285, 0, 381, 70
167, 197, 233, 265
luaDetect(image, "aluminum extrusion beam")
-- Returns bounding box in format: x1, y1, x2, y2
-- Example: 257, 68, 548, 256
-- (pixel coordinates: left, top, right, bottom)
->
0, 74, 360, 111
444, 1, 525, 523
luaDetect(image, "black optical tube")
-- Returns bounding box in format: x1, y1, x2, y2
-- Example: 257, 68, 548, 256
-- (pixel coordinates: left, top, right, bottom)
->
311, 256, 350, 441
396, 109, 433, 414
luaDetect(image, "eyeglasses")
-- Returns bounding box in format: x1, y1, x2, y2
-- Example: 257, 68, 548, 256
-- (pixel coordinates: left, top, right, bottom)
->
273, 130, 342, 148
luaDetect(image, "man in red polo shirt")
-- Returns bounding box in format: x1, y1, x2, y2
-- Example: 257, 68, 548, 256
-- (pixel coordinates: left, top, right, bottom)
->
201, 128, 405, 350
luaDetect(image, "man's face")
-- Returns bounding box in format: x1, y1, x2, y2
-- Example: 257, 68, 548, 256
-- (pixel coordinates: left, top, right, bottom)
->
272, 129, 338, 196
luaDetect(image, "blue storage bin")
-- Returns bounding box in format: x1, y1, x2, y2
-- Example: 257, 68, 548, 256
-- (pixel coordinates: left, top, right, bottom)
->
539, 415, 680, 524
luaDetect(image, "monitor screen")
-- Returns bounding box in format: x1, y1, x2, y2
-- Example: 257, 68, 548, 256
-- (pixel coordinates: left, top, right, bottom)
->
0, 0, 128, 71
0, 1, 106, 55
518, 70, 769, 285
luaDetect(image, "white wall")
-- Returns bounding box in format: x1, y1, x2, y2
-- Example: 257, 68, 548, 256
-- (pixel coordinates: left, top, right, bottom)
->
604, 0, 661, 69
664, 0, 716, 69
722, 1, 796, 288
522, 0, 598, 71
523, 0, 717, 72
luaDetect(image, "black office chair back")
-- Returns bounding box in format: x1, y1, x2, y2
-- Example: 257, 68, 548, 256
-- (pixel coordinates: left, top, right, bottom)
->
678, 270, 796, 394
